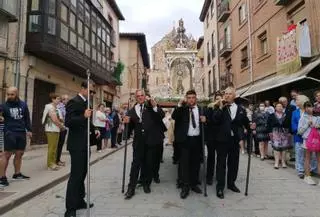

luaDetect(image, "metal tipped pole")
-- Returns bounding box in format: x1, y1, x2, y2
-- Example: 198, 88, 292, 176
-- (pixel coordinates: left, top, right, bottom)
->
86, 69, 91, 217
121, 99, 130, 193
200, 107, 207, 197
245, 131, 253, 196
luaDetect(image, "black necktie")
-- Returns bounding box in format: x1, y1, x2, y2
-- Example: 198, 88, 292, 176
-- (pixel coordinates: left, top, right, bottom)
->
139, 104, 143, 122
190, 107, 196, 128
227, 104, 232, 117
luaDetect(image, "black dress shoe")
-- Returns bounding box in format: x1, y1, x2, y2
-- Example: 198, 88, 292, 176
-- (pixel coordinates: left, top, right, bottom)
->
207, 179, 213, 186
176, 180, 183, 189
180, 188, 189, 199
154, 177, 160, 184
124, 188, 135, 200
228, 185, 241, 193
143, 185, 151, 194
160, 159, 164, 163
77, 202, 94, 210
216, 189, 224, 199
64, 210, 76, 217
191, 186, 202, 194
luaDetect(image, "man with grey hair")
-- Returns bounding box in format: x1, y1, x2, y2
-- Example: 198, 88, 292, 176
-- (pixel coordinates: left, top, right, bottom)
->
211, 86, 250, 199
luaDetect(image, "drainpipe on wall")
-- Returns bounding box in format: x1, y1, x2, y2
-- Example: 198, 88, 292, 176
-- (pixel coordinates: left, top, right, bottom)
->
24, 66, 32, 104
215, 0, 221, 91
247, 0, 254, 84
2, 58, 7, 103
14, 0, 23, 88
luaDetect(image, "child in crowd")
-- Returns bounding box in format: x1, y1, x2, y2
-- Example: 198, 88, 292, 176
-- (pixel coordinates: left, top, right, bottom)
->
298, 101, 320, 185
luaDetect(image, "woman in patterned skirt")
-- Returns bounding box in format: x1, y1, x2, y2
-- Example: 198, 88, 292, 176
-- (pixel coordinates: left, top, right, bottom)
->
267, 102, 292, 169
252, 102, 270, 160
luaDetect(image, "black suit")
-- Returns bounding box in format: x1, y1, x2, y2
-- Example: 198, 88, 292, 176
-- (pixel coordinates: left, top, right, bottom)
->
64, 95, 90, 211
127, 103, 165, 189
172, 105, 204, 188
205, 107, 219, 182
211, 104, 249, 190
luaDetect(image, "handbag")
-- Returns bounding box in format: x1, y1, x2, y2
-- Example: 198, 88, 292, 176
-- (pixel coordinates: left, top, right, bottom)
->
306, 127, 320, 152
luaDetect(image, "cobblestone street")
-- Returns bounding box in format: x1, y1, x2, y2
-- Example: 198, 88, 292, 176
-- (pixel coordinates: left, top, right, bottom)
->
4, 145, 320, 217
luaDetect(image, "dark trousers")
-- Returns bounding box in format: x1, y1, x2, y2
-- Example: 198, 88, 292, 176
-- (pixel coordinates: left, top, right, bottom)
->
66, 150, 88, 210
153, 143, 163, 179
216, 137, 240, 190
117, 132, 123, 145
180, 136, 201, 188
206, 140, 216, 181
56, 130, 67, 163
173, 142, 181, 162
128, 140, 155, 188
111, 127, 118, 148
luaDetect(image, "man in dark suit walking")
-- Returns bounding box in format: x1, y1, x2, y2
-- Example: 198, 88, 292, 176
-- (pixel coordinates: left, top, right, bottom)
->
211, 87, 250, 199
123, 89, 165, 199
64, 82, 98, 217
172, 90, 206, 199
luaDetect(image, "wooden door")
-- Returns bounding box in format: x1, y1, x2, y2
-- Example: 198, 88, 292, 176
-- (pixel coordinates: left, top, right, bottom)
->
31, 79, 56, 145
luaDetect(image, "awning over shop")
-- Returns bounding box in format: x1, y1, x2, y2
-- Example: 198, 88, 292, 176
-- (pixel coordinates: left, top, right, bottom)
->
236, 85, 250, 97
241, 58, 320, 97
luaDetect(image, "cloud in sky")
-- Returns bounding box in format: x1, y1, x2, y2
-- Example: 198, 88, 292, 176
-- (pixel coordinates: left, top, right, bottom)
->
116, 0, 204, 50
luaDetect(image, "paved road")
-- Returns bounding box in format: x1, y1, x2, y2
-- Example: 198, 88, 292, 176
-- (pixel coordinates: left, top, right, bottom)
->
4, 145, 320, 217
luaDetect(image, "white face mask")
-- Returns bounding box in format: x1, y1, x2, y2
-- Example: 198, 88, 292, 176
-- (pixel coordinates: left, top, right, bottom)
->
259, 106, 265, 111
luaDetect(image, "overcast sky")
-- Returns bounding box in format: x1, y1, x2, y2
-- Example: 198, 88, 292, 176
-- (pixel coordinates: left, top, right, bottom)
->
116, 0, 204, 50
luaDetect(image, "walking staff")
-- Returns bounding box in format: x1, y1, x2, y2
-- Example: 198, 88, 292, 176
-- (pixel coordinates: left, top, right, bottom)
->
64, 77, 99, 217
86, 70, 91, 217
200, 107, 207, 197
245, 131, 253, 196
121, 98, 131, 194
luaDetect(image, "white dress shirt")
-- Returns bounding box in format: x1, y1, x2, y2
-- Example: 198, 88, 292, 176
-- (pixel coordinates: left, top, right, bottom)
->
188, 105, 200, 136
229, 103, 237, 120
134, 103, 158, 121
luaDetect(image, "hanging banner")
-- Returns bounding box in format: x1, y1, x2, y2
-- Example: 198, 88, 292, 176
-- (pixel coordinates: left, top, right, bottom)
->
276, 29, 301, 74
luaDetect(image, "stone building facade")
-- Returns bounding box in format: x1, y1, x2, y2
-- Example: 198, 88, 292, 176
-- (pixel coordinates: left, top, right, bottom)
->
0, 0, 125, 145
201, 0, 320, 101
149, 19, 204, 99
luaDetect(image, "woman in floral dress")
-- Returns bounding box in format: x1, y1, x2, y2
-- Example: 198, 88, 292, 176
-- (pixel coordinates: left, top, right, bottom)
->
267, 102, 292, 169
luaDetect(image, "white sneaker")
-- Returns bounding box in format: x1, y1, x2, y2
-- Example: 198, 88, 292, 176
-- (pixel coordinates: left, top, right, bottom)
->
304, 176, 317, 185
241, 150, 245, 155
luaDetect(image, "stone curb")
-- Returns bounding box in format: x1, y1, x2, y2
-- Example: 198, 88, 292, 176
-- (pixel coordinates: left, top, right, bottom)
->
0, 142, 132, 216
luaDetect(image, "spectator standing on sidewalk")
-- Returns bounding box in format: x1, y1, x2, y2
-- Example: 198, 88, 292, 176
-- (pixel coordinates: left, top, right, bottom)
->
298, 101, 320, 185
292, 95, 317, 179
252, 102, 270, 160
93, 104, 107, 152
267, 102, 292, 169
56, 94, 69, 166
110, 108, 120, 148
265, 100, 275, 114
117, 110, 124, 146
314, 90, 320, 116
42, 93, 65, 171
104, 107, 113, 149
290, 89, 299, 110
0, 87, 32, 187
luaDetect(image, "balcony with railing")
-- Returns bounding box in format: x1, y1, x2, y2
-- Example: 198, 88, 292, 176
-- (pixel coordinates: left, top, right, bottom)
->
217, 1, 230, 23
0, 0, 18, 22
219, 36, 232, 58
274, 0, 291, 6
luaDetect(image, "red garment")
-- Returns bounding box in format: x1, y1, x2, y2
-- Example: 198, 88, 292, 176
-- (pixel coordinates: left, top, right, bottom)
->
287, 24, 297, 32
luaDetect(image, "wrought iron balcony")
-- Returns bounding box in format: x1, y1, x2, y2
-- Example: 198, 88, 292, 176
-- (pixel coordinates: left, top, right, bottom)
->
274, 0, 291, 6
0, 0, 18, 22
220, 71, 233, 90
217, 1, 230, 23
219, 36, 232, 58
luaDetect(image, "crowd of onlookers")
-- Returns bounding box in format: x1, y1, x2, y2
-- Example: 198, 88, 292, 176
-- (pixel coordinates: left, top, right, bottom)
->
241, 89, 320, 185
0, 86, 127, 187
